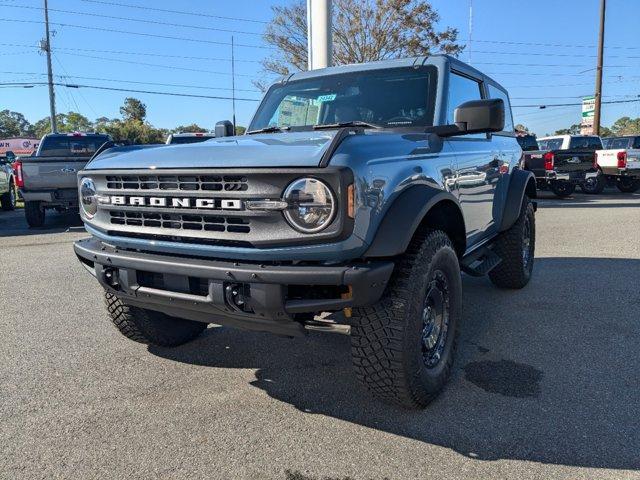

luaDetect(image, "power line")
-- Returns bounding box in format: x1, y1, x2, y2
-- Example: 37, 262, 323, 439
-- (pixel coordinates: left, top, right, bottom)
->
79, 0, 268, 24
470, 49, 640, 60
0, 70, 261, 93
0, 3, 264, 37
0, 41, 262, 63
513, 98, 640, 108
0, 19, 272, 49
55, 52, 256, 77
0, 81, 262, 101
475, 61, 630, 68
473, 38, 640, 51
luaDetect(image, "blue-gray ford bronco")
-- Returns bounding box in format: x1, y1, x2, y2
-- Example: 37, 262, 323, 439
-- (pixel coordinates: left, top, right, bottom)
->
74, 55, 537, 408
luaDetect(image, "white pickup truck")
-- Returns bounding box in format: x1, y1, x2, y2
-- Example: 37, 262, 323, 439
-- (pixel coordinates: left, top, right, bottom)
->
595, 136, 640, 193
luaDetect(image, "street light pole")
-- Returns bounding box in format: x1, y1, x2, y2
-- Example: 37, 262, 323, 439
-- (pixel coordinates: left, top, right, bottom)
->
593, 0, 606, 136
42, 0, 57, 133
307, 0, 332, 70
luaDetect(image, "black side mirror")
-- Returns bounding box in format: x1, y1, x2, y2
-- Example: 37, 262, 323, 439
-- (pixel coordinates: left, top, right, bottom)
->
215, 120, 235, 137
5, 151, 16, 162
429, 99, 505, 137
454, 99, 505, 135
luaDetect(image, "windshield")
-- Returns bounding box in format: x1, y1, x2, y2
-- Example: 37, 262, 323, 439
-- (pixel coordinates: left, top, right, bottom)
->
569, 136, 602, 150
608, 137, 633, 149
169, 135, 215, 145
38, 135, 110, 157
249, 66, 437, 131
538, 138, 563, 151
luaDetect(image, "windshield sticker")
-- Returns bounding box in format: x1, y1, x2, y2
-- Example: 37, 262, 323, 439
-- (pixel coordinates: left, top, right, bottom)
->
317, 94, 337, 102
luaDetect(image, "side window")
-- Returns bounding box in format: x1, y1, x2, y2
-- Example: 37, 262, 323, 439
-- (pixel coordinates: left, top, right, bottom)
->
447, 72, 483, 124
487, 84, 514, 132
633, 137, 640, 149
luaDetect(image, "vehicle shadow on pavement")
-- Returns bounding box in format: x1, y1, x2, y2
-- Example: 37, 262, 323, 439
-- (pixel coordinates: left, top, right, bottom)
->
0, 210, 83, 237
536, 189, 640, 207
149, 257, 640, 471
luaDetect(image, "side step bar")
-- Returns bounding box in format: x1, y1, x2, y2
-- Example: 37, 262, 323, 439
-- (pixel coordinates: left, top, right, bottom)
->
461, 247, 502, 277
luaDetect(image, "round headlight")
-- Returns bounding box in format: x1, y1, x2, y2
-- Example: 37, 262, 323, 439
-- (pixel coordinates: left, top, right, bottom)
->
283, 178, 336, 233
79, 177, 98, 218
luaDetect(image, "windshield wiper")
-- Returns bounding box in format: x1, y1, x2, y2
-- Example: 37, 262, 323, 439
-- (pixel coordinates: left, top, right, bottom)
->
246, 126, 291, 135
313, 121, 381, 130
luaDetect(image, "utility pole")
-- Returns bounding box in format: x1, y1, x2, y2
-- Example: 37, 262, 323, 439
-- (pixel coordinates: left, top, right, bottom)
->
41, 0, 57, 133
593, 0, 606, 136
231, 36, 236, 134
307, 0, 332, 70
468, 0, 473, 65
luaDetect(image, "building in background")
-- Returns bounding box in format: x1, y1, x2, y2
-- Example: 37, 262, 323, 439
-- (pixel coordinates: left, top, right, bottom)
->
0, 138, 40, 157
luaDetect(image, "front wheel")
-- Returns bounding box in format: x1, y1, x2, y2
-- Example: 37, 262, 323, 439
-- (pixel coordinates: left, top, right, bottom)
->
549, 181, 575, 197
489, 196, 536, 289
616, 177, 640, 193
105, 292, 208, 347
350, 230, 462, 409
0, 181, 16, 211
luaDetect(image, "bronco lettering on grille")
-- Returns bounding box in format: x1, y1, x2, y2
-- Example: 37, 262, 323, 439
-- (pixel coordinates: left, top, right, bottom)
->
104, 196, 243, 210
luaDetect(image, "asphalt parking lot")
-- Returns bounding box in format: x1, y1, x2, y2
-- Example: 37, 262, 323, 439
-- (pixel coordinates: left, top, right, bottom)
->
1, 191, 639, 480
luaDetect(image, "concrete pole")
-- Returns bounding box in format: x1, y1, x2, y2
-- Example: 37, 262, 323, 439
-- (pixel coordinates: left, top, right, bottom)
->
43, 0, 57, 133
593, 0, 606, 136
307, 0, 332, 70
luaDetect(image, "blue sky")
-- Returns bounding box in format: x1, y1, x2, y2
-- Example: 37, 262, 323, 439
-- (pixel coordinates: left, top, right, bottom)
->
1, 0, 638, 136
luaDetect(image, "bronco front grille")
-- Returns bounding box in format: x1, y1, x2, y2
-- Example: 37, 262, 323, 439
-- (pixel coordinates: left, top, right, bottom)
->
105, 174, 248, 192
109, 210, 250, 234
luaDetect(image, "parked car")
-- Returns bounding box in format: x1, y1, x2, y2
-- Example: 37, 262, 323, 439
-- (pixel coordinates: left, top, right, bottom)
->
16, 132, 111, 227
594, 136, 640, 193
166, 132, 216, 145
524, 135, 602, 197
0, 151, 17, 211
74, 55, 537, 409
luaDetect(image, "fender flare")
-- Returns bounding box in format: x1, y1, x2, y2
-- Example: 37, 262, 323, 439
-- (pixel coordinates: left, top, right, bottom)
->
365, 186, 465, 258
499, 168, 537, 232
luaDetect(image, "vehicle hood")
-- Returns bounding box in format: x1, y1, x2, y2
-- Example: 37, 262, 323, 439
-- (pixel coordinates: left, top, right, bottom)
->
85, 131, 338, 170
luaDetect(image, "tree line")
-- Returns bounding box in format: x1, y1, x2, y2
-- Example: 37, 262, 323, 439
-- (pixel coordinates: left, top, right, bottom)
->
0, 98, 245, 143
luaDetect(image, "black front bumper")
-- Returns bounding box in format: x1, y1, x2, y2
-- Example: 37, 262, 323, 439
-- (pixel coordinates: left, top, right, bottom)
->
74, 237, 394, 336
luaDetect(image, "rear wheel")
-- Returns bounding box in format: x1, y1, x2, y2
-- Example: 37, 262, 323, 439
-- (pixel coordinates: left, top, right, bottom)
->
616, 177, 640, 193
489, 196, 535, 289
350, 230, 462, 409
24, 200, 45, 227
0, 181, 16, 211
580, 172, 605, 194
105, 292, 208, 347
549, 181, 575, 197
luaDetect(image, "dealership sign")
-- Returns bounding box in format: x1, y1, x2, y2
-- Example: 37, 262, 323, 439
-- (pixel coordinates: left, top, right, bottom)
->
581, 96, 596, 135
0, 137, 39, 156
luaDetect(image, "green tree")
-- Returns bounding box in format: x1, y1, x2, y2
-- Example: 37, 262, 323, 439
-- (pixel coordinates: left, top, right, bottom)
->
515, 123, 529, 134
32, 112, 93, 137
0, 110, 34, 137
554, 124, 581, 135
261, 0, 463, 80
172, 123, 209, 134
235, 125, 247, 135
610, 116, 640, 136
120, 97, 147, 122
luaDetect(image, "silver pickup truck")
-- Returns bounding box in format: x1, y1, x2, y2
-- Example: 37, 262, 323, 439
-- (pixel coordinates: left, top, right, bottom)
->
16, 133, 111, 227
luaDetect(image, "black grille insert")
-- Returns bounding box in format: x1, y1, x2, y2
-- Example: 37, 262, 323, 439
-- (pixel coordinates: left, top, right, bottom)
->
109, 210, 250, 233
105, 175, 248, 192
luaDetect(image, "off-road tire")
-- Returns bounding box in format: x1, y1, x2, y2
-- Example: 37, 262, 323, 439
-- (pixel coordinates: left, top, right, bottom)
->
350, 230, 462, 409
0, 181, 16, 211
488, 196, 535, 289
24, 200, 45, 227
616, 178, 640, 193
105, 292, 208, 347
549, 181, 575, 197
580, 172, 605, 194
